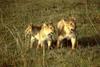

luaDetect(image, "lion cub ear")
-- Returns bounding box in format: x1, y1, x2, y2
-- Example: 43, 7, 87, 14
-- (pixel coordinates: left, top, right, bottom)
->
49, 22, 53, 25
69, 17, 76, 22
61, 18, 65, 21
42, 23, 47, 28
29, 23, 33, 26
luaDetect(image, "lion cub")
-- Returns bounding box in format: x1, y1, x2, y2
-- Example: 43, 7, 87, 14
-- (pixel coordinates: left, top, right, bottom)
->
25, 23, 55, 49
57, 17, 77, 49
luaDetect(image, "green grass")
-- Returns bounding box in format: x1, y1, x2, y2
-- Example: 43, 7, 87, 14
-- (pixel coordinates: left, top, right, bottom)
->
0, 0, 100, 67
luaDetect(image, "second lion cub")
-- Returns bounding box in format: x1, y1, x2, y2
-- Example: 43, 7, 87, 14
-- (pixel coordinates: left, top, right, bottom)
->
57, 17, 77, 49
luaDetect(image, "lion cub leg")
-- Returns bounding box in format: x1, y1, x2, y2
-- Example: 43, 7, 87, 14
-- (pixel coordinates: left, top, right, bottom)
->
30, 36, 35, 48
47, 40, 52, 49
57, 35, 64, 48
37, 41, 41, 49
71, 37, 76, 50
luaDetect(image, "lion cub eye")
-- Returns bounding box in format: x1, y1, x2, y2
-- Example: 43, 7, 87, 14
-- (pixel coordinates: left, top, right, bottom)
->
49, 26, 52, 29
70, 22, 74, 26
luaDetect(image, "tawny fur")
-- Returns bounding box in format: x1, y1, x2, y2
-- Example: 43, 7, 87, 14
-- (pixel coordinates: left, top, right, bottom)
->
57, 17, 76, 49
25, 23, 55, 49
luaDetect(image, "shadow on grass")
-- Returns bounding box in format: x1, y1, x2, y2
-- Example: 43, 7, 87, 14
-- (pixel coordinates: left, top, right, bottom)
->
78, 34, 100, 48
56, 34, 100, 48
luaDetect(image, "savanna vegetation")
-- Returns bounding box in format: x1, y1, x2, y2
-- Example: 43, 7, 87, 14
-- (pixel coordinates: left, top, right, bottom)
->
0, 0, 100, 67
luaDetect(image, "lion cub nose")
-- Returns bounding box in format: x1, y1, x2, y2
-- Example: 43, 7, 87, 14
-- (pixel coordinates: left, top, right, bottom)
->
71, 28, 75, 32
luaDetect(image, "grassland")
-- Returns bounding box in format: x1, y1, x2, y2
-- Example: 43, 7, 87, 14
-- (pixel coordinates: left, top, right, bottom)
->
0, 0, 100, 67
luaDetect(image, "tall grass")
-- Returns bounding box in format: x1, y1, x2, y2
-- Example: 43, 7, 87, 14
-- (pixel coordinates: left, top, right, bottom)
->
0, 0, 100, 67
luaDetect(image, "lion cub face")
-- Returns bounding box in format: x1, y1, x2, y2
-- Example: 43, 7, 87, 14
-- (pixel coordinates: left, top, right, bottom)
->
64, 21, 76, 34
41, 23, 55, 35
